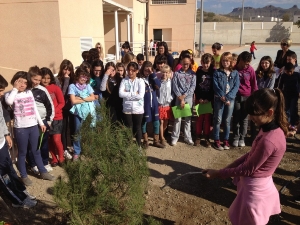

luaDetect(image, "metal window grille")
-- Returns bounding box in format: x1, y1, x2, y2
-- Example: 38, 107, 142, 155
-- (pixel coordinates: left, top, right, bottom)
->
152, 0, 186, 4
80, 37, 93, 52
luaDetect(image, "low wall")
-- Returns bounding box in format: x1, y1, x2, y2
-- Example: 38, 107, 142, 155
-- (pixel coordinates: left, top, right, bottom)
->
195, 22, 300, 45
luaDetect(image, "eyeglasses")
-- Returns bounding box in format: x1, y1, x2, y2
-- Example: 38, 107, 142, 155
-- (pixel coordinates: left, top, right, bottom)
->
281, 43, 288, 46
79, 75, 88, 80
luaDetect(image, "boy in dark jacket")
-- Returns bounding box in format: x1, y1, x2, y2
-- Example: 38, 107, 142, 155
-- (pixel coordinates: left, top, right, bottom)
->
278, 62, 300, 131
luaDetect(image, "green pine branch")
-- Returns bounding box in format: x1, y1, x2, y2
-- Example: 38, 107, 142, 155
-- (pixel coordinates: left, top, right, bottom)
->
53, 102, 160, 225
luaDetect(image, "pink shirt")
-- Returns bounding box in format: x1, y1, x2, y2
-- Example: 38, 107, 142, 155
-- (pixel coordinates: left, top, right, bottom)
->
219, 127, 286, 178
237, 65, 258, 96
5, 88, 43, 128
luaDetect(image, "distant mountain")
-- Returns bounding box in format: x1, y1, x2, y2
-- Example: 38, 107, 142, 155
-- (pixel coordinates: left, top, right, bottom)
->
226, 5, 300, 19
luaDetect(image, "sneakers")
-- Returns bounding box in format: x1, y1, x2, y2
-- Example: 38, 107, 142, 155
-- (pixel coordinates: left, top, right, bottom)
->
44, 164, 53, 172
34, 165, 53, 173
238, 140, 245, 147
21, 177, 33, 186
223, 140, 230, 150
232, 140, 239, 147
31, 166, 39, 175
213, 140, 224, 151
73, 154, 79, 161
68, 146, 74, 153
184, 139, 194, 145
232, 139, 245, 147
12, 196, 37, 208
23, 190, 36, 200
170, 140, 177, 146
64, 150, 72, 160
40, 172, 55, 181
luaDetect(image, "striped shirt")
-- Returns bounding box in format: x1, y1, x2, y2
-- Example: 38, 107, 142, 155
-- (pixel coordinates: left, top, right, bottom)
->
5, 88, 43, 128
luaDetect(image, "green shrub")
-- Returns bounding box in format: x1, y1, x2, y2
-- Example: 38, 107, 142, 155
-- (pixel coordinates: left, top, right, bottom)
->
54, 104, 154, 224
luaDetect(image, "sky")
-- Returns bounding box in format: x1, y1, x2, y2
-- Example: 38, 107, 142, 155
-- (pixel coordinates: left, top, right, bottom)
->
197, 0, 299, 14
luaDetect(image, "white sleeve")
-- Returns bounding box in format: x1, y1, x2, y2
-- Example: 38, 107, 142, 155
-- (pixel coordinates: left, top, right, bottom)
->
5, 88, 18, 105
100, 74, 109, 91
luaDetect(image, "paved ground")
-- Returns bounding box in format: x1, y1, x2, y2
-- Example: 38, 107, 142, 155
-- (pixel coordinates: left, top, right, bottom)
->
230, 44, 300, 69
194, 44, 300, 70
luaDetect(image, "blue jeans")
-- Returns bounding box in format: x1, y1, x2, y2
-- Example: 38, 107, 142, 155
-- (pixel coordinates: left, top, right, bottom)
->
27, 119, 50, 167
14, 126, 47, 178
213, 97, 234, 141
73, 115, 83, 156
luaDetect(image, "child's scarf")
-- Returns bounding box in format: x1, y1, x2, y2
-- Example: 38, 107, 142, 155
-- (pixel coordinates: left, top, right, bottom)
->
76, 83, 87, 91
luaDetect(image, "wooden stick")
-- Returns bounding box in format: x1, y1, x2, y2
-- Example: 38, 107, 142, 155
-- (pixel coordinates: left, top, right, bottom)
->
161, 171, 204, 189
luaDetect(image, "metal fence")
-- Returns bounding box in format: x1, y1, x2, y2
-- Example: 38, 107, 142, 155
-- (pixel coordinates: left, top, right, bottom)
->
118, 41, 180, 58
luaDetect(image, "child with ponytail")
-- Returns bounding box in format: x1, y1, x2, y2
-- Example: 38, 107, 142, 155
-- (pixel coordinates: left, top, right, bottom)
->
204, 88, 288, 225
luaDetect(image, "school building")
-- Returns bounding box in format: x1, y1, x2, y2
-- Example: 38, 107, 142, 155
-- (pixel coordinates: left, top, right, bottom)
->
0, 0, 196, 81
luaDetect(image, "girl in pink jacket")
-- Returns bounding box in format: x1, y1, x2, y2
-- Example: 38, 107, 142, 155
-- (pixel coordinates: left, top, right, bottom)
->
204, 88, 288, 225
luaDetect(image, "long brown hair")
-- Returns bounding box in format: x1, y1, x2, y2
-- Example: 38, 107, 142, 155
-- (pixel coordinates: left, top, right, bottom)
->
104, 62, 122, 94
57, 59, 75, 85
245, 88, 288, 135
139, 61, 153, 78
256, 56, 275, 79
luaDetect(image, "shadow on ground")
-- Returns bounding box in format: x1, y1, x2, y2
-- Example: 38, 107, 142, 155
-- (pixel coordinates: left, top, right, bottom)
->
148, 156, 236, 209
0, 189, 66, 225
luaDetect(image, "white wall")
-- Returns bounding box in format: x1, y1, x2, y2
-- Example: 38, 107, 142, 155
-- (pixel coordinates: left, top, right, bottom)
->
195, 22, 299, 45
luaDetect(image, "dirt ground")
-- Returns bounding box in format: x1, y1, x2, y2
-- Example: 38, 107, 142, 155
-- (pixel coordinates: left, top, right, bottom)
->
1, 123, 300, 224
144, 133, 300, 225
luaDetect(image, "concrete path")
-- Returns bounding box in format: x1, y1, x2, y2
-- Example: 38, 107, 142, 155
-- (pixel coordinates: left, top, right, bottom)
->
229, 44, 300, 68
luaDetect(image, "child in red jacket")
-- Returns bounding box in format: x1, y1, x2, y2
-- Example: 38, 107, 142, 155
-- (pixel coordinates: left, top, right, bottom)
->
250, 41, 257, 60
41, 67, 66, 166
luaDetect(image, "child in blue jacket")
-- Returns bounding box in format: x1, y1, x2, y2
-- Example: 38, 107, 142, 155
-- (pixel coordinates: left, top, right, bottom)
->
140, 61, 165, 149
213, 52, 240, 150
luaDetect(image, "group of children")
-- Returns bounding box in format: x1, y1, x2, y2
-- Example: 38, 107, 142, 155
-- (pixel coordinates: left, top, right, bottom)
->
83, 40, 300, 152
0, 40, 299, 211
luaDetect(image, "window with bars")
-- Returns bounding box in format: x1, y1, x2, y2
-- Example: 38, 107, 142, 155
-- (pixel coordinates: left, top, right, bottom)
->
152, 0, 186, 4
